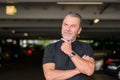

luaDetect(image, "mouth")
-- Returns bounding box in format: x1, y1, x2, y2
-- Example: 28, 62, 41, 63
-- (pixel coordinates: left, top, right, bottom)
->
62, 33, 73, 41
64, 31, 72, 35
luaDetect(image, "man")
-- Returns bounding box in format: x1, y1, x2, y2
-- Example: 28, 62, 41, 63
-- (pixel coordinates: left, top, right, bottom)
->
42, 12, 95, 80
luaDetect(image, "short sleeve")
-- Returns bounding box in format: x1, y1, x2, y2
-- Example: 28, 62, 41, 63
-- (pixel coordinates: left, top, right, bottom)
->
42, 44, 55, 64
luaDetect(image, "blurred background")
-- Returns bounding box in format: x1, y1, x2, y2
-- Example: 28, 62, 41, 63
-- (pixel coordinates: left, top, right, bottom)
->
0, 0, 120, 80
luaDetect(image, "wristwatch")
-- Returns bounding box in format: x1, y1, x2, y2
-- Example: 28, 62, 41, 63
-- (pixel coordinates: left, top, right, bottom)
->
69, 52, 76, 58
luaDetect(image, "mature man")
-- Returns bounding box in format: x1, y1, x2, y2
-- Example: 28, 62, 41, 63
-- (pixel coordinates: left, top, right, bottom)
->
42, 12, 95, 80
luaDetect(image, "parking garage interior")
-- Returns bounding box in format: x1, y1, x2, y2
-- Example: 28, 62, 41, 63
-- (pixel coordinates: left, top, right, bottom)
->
0, 0, 120, 80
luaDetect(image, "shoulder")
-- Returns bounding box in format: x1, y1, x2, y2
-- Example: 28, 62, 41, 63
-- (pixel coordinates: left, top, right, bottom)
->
76, 40, 93, 51
76, 40, 91, 46
76, 40, 94, 57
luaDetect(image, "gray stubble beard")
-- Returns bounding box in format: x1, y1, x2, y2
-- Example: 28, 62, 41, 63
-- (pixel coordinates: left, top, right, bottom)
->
62, 34, 74, 41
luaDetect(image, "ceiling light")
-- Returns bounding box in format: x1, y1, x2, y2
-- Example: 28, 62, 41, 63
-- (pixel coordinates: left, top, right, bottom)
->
57, 2, 103, 5
94, 18, 100, 24
24, 33, 28, 36
6, 5, 17, 15
12, 30, 15, 33
90, 18, 100, 25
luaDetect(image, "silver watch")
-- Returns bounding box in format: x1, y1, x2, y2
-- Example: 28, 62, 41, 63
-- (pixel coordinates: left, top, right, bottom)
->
69, 52, 76, 58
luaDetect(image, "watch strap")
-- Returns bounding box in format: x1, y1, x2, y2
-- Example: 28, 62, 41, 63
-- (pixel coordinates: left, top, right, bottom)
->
69, 52, 76, 58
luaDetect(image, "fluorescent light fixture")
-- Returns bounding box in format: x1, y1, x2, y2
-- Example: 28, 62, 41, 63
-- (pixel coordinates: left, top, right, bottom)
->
6, 39, 13, 42
57, 2, 103, 5
6, 5, 17, 15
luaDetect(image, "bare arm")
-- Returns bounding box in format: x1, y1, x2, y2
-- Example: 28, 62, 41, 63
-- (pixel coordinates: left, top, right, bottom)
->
70, 54, 95, 76
43, 63, 80, 80
61, 39, 95, 76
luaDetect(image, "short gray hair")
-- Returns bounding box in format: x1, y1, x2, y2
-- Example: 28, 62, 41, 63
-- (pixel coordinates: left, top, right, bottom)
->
64, 12, 82, 27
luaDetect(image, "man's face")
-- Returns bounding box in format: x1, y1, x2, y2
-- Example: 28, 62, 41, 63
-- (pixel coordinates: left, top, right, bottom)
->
61, 15, 82, 41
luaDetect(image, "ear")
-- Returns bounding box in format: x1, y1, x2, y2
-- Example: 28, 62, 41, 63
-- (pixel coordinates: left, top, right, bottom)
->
77, 27, 82, 34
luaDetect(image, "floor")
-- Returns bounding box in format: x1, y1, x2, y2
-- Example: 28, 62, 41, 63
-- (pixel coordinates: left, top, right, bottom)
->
0, 56, 119, 80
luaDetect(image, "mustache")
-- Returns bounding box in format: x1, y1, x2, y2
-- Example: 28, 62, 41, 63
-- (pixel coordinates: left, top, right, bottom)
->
63, 31, 72, 34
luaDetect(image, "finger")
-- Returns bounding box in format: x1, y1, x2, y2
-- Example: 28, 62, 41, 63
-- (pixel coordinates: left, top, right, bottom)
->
84, 56, 91, 60
82, 55, 86, 58
85, 56, 89, 60
82, 55, 89, 60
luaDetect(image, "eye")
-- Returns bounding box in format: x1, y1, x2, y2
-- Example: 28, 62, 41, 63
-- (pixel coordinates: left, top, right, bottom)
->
71, 25, 77, 28
63, 23, 68, 26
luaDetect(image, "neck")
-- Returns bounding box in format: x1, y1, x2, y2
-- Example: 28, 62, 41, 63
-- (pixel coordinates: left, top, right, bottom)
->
71, 38, 76, 43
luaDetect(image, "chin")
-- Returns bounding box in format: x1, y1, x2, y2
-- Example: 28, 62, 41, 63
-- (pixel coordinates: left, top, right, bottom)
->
63, 36, 73, 41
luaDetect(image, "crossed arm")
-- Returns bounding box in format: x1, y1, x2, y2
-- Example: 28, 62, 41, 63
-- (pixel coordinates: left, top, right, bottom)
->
60, 39, 95, 76
43, 63, 80, 80
43, 40, 95, 80
43, 55, 95, 80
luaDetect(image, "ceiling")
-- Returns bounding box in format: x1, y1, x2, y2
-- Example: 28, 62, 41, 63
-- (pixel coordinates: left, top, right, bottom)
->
0, 0, 120, 40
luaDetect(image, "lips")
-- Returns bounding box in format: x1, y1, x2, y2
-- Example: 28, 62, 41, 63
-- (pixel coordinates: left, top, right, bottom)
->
64, 31, 72, 35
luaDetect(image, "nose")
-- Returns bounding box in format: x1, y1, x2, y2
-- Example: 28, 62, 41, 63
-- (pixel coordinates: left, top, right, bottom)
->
66, 26, 71, 31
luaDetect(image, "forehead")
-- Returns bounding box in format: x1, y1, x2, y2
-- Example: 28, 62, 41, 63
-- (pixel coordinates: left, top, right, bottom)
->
63, 15, 80, 24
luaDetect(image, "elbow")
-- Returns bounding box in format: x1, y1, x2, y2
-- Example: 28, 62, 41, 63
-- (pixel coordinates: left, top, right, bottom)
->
45, 75, 54, 80
44, 74, 53, 80
79, 68, 94, 76
44, 72, 55, 80
45, 77, 53, 80
86, 70, 94, 76
87, 62, 95, 76
86, 66, 95, 76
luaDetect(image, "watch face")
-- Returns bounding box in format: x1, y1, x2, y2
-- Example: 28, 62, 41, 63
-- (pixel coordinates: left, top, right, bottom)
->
70, 52, 76, 58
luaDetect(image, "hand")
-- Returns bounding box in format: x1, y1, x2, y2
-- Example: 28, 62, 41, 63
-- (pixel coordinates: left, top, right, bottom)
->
82, 55, 93, 61
60, 38, 73, 55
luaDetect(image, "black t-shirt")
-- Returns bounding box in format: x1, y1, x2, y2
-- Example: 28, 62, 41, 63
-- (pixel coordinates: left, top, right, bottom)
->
42, 40, 94, 80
